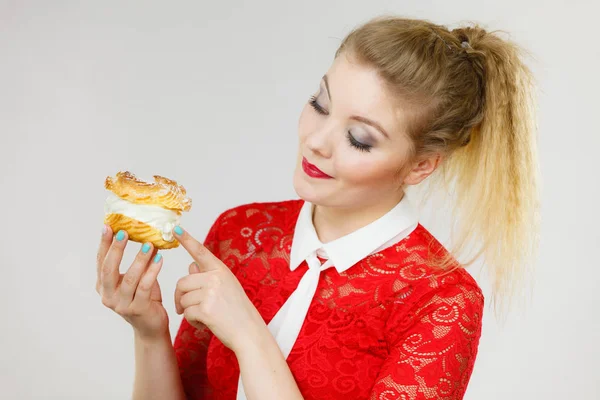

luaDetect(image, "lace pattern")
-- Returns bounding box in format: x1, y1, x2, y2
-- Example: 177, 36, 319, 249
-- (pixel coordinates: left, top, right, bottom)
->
174, 200, 484, 400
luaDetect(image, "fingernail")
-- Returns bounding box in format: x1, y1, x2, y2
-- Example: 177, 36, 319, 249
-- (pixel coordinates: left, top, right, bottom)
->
141, 243, 151, 254
154, 253, 162, 263
116, 230, 125, 241
174, 226, 183, 236
102, 225, 108, 235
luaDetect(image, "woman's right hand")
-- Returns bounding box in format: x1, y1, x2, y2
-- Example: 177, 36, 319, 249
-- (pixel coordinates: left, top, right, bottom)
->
96, 225, 169, 341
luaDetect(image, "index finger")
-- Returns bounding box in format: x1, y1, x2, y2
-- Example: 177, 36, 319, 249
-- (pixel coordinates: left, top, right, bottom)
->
172, 226, 219, 271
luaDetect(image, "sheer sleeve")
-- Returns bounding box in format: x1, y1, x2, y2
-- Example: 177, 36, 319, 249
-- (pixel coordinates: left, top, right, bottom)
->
369, 282, 484, 400
173, 214, 223, 399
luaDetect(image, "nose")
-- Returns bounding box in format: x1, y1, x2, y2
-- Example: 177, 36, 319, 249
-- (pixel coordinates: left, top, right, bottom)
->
305, 122, 334, 159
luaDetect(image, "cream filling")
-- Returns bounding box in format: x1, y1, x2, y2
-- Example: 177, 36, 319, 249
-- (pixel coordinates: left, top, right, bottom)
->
104, 192, 180, 241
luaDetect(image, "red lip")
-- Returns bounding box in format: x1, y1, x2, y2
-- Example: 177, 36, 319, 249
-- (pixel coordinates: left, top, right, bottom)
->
302, 157, 333, 179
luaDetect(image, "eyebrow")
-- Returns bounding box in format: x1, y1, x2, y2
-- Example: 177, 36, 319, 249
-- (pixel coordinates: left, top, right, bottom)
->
322, 74, 390, 140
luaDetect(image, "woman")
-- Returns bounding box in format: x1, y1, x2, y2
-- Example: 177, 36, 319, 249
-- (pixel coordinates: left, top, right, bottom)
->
96, 16, 539, 400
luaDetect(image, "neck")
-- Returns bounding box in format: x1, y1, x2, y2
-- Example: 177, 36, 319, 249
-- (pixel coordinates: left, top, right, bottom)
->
312, 191, 405, 244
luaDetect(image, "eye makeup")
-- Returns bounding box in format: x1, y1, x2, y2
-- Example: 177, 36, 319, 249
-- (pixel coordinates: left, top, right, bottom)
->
308, 94, 374, 152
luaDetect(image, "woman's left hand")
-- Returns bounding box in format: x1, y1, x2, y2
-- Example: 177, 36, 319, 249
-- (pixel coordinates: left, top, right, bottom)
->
173, 226, 266, 353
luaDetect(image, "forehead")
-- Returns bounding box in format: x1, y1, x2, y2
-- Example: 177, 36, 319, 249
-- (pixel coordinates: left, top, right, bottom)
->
324, 53, 409, 137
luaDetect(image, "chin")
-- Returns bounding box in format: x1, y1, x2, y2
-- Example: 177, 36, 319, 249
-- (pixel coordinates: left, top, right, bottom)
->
292, 167, 322, 205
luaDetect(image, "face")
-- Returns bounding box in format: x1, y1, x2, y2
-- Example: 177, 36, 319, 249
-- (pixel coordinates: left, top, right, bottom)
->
293, 52, 434, 210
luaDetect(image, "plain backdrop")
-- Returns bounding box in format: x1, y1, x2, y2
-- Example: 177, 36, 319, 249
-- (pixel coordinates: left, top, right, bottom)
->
1, 0, 599, 399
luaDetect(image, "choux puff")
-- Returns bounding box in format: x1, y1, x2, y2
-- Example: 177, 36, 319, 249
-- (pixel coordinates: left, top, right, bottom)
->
103, 171, 192, 249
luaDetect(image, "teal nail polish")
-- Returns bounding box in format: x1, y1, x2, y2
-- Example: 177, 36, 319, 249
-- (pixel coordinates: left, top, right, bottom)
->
141, 243, 151, 254
154, 253, 162, 263
174, 226, 183, 236
116, 230, 125, 241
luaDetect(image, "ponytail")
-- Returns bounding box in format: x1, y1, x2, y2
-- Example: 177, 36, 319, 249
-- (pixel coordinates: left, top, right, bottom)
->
426, 27, 541, 312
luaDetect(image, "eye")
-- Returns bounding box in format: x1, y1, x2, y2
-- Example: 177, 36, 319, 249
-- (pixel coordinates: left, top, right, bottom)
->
347, 132, 372, 152
308, 95, 327, 115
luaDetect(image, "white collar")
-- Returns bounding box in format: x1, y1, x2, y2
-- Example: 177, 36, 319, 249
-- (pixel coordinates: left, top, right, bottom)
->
289, 195, 419, 273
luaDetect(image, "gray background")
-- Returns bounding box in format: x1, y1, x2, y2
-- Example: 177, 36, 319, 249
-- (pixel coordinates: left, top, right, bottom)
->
1, 0, 598, 399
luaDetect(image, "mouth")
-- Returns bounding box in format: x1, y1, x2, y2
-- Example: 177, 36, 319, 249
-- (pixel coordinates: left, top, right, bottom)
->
301, 157, 333, 179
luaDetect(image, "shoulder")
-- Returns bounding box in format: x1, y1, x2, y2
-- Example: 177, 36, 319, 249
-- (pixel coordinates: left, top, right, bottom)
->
403, 223, 481, 288
375, 223, 484, 315
378, 224, 484, 346
208, 199, 303, 252
214, 199, 303, 228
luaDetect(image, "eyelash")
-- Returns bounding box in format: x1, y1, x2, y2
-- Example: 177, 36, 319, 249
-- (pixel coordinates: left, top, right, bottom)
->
308, 95, 372, 153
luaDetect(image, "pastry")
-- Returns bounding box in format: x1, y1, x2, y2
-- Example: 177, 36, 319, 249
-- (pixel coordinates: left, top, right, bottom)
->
103, 171, 192, 249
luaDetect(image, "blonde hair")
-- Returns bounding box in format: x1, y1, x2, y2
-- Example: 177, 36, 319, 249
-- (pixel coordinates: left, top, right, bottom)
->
336, 16, 540, 312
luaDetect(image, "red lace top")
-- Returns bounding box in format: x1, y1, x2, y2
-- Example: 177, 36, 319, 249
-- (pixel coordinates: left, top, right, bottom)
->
174, 200, 484, 400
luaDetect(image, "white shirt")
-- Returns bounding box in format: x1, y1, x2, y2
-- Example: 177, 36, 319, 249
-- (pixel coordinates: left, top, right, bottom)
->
289, 195, 419, 273
236, 195, 419, 399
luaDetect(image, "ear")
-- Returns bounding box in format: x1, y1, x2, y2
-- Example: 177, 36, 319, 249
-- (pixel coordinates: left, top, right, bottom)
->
402, 153, 442, 186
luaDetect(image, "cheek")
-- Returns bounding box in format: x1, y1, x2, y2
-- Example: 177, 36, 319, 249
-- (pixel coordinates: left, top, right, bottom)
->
334, 149, 403, 186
